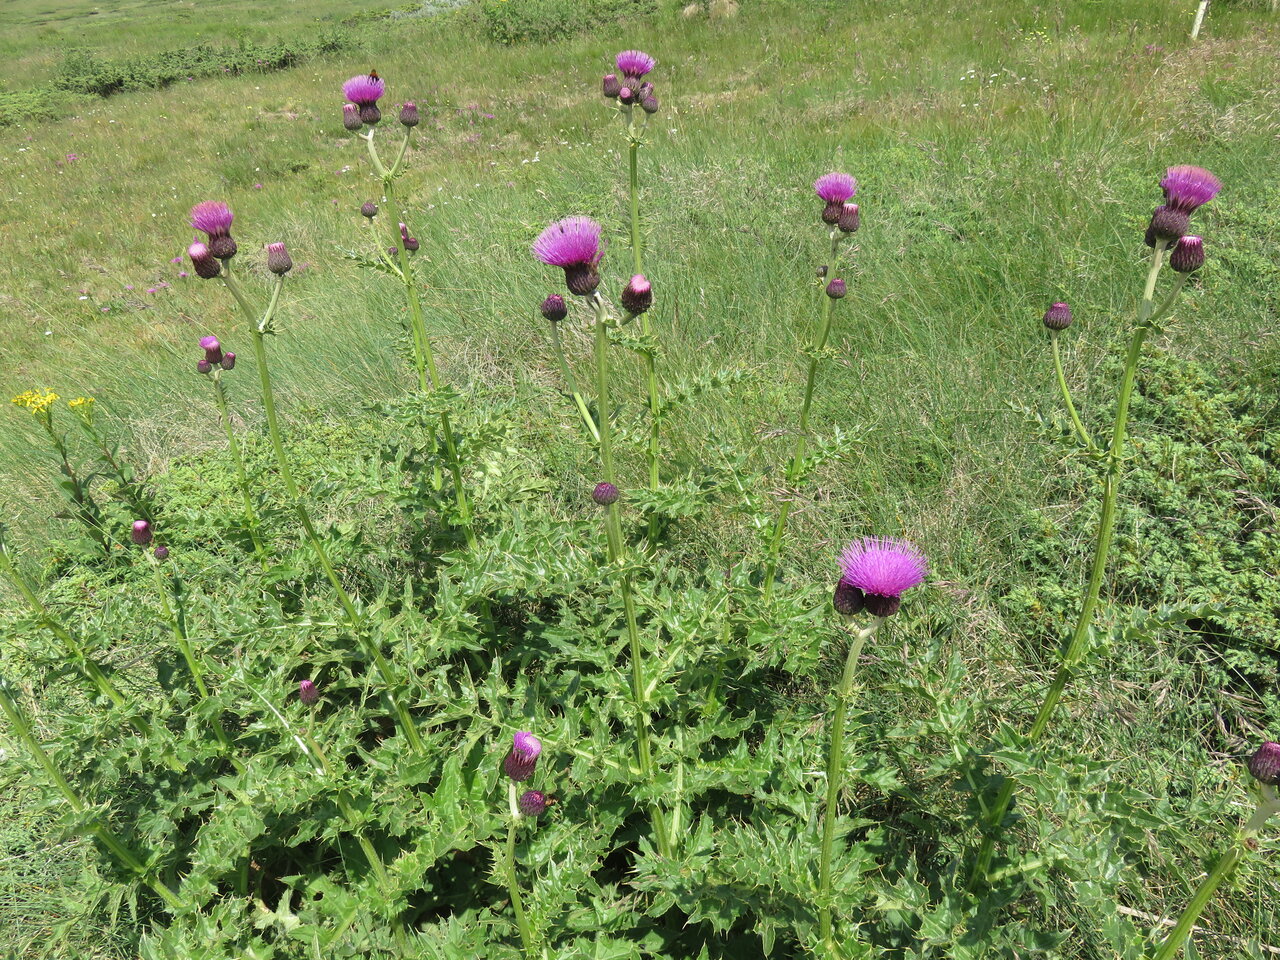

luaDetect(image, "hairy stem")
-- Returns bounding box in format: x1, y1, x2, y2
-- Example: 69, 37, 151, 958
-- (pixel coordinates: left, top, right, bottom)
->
549, 320, 599, 441
211, 373, 268, 567
1051, 332, 1097, 452
505, 782, 536, 958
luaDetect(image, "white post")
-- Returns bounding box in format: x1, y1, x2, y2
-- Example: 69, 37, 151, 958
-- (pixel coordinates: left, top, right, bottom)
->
1190, 0, 1210, 40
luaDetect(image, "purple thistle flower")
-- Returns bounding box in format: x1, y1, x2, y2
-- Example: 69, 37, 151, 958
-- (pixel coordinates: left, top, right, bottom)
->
343, 103, 362, 131
399, 102, 419, 127
1160, 165, 1221, 215
266, 242, 293, 275
640, 95, 659, 115
540, 294, 567, 322
1170, 235, 1204, 273
825, 278, 847, 300
131, 519, 152, 546
298, 680, 320, 706
517, 790, 548, 817
837, 537, 927, 618
1043, 302, 1073, 331
814, 172, 857, 204
592, 481, 620, 506
602, 74, 622, 99
1250, 742, 1280, 786
221, 352, 236, 370
503, 730, 542, 782
616, 49, 656, 81
343, 73, 385, 106
153, 545, 169, 560
618, 85, 636, 105
361, 201, 378, 218
189, 201, 234, 238
533, 216, 605, 296
200, 335, 223, 364
621, 274, 652, 315
837, 202, 860, 234
197, 359, 213, 374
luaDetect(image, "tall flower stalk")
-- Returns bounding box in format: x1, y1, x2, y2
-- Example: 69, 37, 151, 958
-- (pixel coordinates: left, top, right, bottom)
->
188, 212, 424, 754
969, 166, 1220, 889
815, 538, 926, 947
762, 174, 860, 601
500, 732, 547, 957
347, 75, 476, 549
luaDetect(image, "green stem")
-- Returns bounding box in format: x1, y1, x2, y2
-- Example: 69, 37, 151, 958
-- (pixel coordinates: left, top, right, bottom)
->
1150, 797, 1278, 960
148, 558, 207, 699
1051, 332, 1097, 452
762, 233, 842, 601
211, 373, 268, 567
549, 320, 599, 442
505, 782, 536, 958
223, 271, 424, 755
817, 619, 881, 947
0, 684, 187, 911
627, 132, 662, 547
592, 293, 673, 859
969, 242, 1169, 890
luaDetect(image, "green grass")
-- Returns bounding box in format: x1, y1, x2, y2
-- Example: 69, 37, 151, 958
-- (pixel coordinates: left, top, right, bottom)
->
1, 0, 1279, 955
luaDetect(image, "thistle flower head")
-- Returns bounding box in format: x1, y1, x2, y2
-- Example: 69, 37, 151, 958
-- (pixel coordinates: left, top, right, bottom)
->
517, 789, 548, 817
131, 519, 152, 546
343, 73, 385, 106
837, 202, 860, 234
621, 274, 652, 315
196, 359, 213, 374
1160, 165, 1221, 215
1146, 205, 1189, 247
833, 581, 864, 618
361, 200, 378, 218
188, 241, 221, 279
825, 278, 847, 300
616, 49, 656, 80
1043, 302, 1073, 331
540, 294, 568, 323
343, 103, 362, 131
503, 730, 542, 782
399, 101, 419, 127
1250, 742, 1280, 786
220, 353, 236, 370
640, 95, 660, 115
298, 680, 319, 706
533, 216, 605, 296
153, 545, 169, 560
602, 74, 622, 99
592, 481, 620, 505
266, 242, 293, 275
837, 537, 927, 618
189, 201, 234, 238
1170, 235, 1205, 273
814, 172, 858, 204
200, 335, 223, 364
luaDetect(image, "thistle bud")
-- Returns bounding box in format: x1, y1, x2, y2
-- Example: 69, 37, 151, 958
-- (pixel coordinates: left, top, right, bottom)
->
361, 201, 378, 219
196, 359, 213, 374
540, 294, 568, 323
359, 103, 381, 126
298, 680, 320, 706
399, 101, 419, 127
833, 581, 864, 618
188, 242, 221, 279
209, 234, 237, 261
517, 790, 548, 817
220, 352, 236, 370
1145, 205, 1189, 247
563, 263, 600, 296
825, 278, 847, 299
1249, 742, 1280, 786
592, 481, 620, 506
153, 545, 169, 560
503, 731, 542, 782
602, 74, 622, 98
837, 202, 860, 234
200, 335, 224, 365
399, 223, 419, 252
343, 104, 362, 131
621, 274, 653, 315
821, 201, 843, 225
816, 265, 828, 279
131, 520, 152, 546
1042, 302, 1073, 331
638, 82, 654, 98
266, 242, 293, 276
1170, 235, 1204, 273
640, 95, 659, 115
618, 86, 636, 105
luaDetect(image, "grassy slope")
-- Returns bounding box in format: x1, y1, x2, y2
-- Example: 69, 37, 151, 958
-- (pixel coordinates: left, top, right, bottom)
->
0, 0, 1279, 955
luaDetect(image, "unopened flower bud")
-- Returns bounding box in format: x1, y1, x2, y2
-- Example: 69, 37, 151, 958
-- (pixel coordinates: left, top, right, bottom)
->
399, 101, 419, 127
540, 294, 567, 323
517, 790, 548, 817
833, 581, 864, 618
641, 96, 659, 114
359, 103, 381, 126
837, 202, 860, 234
592, 481, 620, 506
343, 104, 362, 131
621, 274, 652, 315
1170, 235, 1204, 273
602, 74, 622, 98
188, 242, 221, 279
197, 359, 213, 374
825, 278, 847, 299
1249, 742, 1280, 786
1145, 205, 1189, 247
638, 82, 654, 98
209, 235, 237, 260
298, 680, 320, 706
821, 201, 843, 225
1042, 302, 1073, 331
361, 201, 378, 219
131, 520, 152, 546
153, 545, 169, 560
563, 263, 600, 296
618, 86, 636, 105
200, 335, 223, 364
220, 352, 236, 370
816, 265, 828, 279
266, 242, 293, 275
503, 731, 542, 782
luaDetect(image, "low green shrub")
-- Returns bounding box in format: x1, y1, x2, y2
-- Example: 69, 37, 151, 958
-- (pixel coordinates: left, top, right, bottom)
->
481, 0, 659, 44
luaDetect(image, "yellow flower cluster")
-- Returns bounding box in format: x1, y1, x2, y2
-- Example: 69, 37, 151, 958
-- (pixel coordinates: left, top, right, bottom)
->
67, 396, 94, 410
11, 389, 59, 414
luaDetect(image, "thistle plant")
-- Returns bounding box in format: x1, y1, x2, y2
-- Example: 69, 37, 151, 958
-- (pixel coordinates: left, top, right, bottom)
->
762, 172, 861, 601
343, 71, 476, 548
816, 537, 926, 948
533, 216, 672, 859
969, 165, 1221, 889
499, 731, 545, 957
603, 49, 663, 542
1150, 743, 1280, 959
195, 335, 267, 566
187, 203, 425, 754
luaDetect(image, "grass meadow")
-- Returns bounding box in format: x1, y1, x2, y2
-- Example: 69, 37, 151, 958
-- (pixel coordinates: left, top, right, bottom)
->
1, 0, 1279, 956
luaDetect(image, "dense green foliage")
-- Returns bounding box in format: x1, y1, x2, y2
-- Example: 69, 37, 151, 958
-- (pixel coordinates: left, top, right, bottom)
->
481, 0, 659, 44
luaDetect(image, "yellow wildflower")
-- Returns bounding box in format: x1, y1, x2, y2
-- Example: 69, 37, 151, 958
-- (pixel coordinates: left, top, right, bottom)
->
11, 389, 59, 414
68, 396, 95, 423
